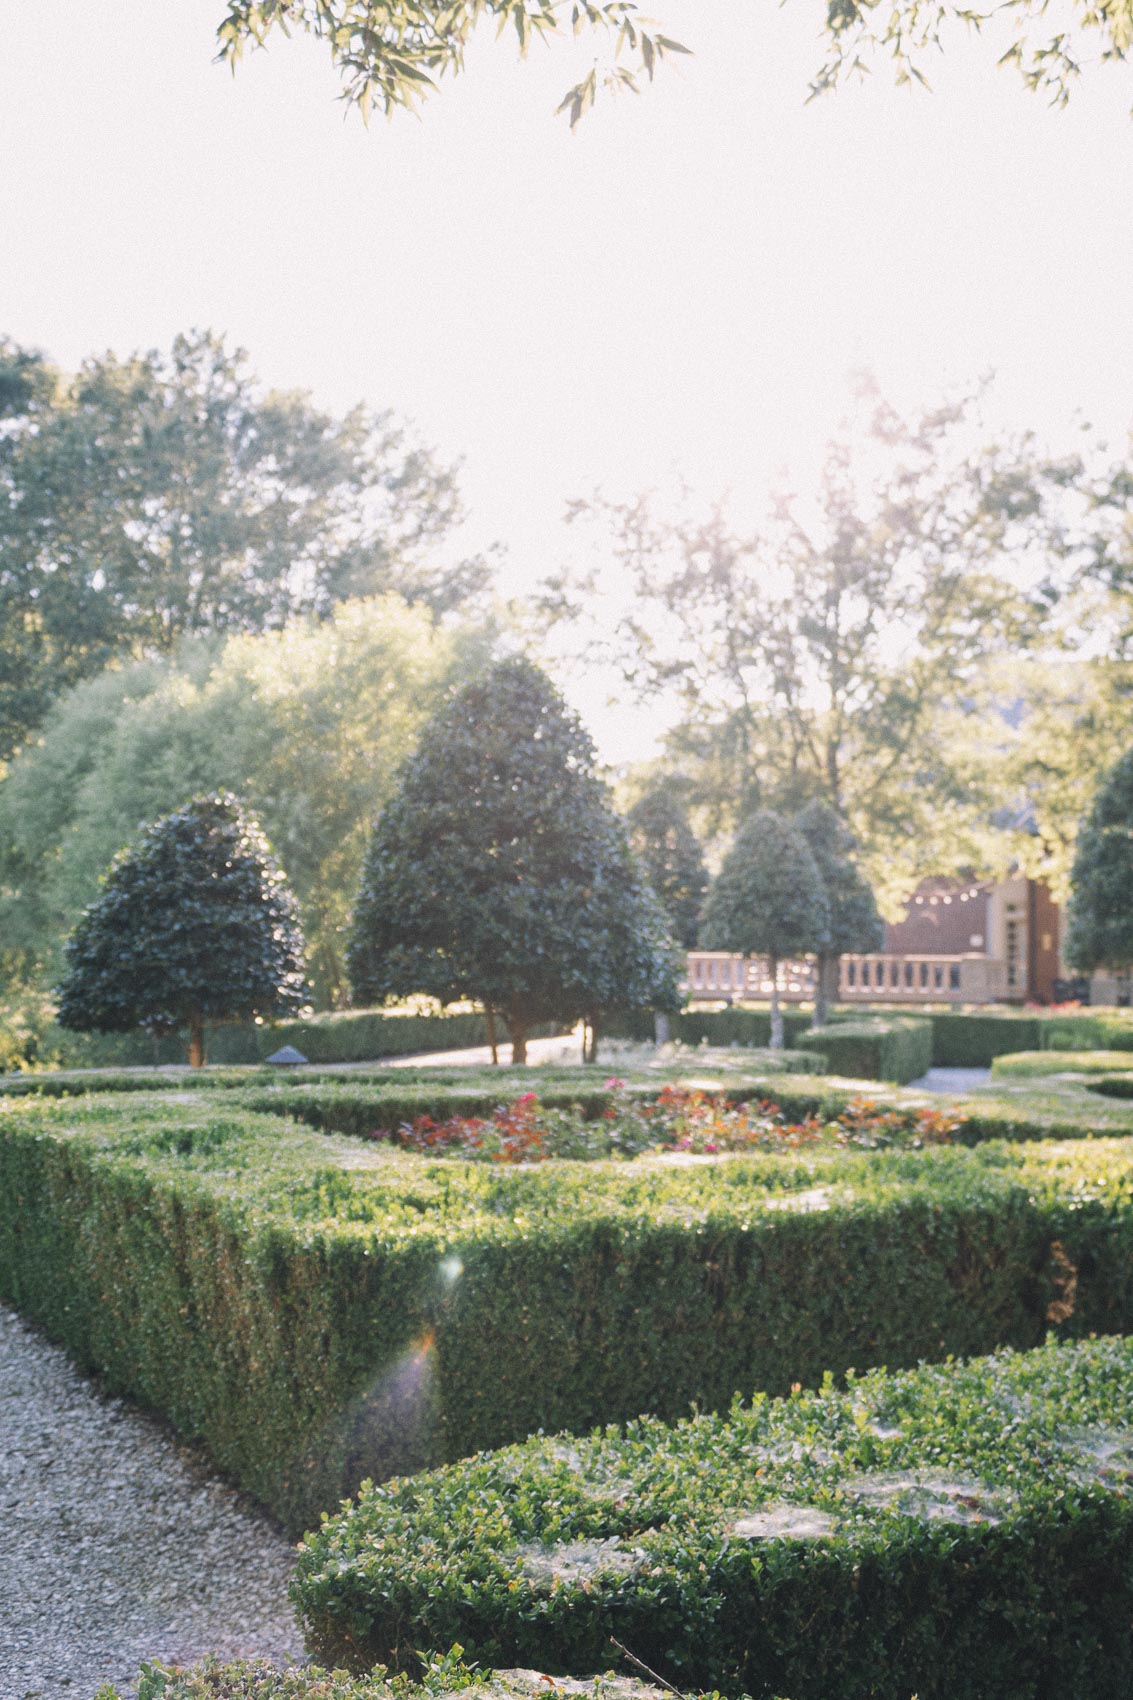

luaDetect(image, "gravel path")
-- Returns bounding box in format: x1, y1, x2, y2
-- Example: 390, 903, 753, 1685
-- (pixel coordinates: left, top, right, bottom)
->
908, 1066, 993, 1094
0, 1303, 306, 1700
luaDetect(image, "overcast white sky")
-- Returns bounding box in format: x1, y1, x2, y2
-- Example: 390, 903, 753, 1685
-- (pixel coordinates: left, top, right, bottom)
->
2, 1, 1132, 760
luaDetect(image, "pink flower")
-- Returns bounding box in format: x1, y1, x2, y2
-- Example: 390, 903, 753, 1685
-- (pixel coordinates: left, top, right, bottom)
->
604, 1076, 625, 1090
515, 1092, 538, 1106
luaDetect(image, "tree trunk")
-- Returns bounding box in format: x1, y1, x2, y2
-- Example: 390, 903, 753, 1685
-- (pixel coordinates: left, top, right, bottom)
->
509, 1011, 528, 1066
812, 952, 833, 1029
188, 1009, 206, 1069
654, 1010, 671, 1046
585, 1013, 601, 1064
769, 957, 783, 1050
485, 1007, 499, 1066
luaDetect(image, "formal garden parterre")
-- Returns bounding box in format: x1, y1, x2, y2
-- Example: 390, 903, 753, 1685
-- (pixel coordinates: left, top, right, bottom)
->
9, 1013, 1133, 1697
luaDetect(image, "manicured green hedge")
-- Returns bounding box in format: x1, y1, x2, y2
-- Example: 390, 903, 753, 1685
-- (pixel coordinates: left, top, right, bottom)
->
44, 1009, 567, 1069
3, 1092, 1133, 1534
1041, 1011, 1133, 1052
796, 1018, 932, 1084
927, 1013, 1044, 1067
294, 1336, 1133, 1700
991, 1050, 1133, 1079
1088, 1076, 1133, 1100
97, 1655, 699, 1700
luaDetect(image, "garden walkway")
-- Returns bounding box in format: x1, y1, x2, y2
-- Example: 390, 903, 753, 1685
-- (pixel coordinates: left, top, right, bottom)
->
0, 1304, 304, 1700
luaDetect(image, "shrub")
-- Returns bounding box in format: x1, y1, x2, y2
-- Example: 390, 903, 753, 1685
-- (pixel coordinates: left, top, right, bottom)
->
4, 1093, 1133, 1532
796, 1017, 932, 1084
293, 1336, 1133, 1699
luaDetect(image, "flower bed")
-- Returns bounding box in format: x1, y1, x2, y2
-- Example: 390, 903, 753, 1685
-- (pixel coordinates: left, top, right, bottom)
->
381, 1087, 963, 1162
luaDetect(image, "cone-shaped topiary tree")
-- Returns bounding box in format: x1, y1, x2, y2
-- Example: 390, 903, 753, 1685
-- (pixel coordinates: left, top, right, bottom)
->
347, 657, 677, 1063
627, 784, 709, 950
56, 792, 307, 1066
1066, 748, 1133, 977
794, 799, 883, 1027
700, 809, 831, 1047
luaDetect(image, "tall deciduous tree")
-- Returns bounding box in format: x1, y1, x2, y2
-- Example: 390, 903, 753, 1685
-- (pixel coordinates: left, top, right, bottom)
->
0, 596, 481, 1006
1065, 748, 1133, 976
794, 799, 882, 1026
0, 331, 488, 761
626, 784, 708, 949
56, 793, 307, 1067
699, 810, 830, 1048
347, 657, 676, 1062
547, 387, 1069, 908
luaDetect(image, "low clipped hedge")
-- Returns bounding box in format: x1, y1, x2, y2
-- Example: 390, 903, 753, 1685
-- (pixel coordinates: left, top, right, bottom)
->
927, 1013, 1044, 1068
796, 1018, 932, 1084
4, 1092, 1133, 1533
294, 1336, 1133, 1700
991, 1050, 1133, 1079
97, 1656, 700, 1700
1088, 1076, 1133, 1100
44, 1009, 567, 1070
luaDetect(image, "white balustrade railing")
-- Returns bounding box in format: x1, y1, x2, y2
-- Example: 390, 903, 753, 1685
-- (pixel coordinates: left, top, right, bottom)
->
683, 951, 1006, 1005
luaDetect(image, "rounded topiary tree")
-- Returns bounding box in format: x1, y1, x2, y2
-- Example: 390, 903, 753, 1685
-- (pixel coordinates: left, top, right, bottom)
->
56, 792, 307, 1066
700, 809, 831, 1048
794, 799, 883, 1027
347, 657, 676, 1064
1065, 748, 1133, 978
627, 784, 709, 950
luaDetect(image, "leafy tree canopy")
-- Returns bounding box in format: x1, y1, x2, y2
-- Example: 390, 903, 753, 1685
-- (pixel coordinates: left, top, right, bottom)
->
0, 596, 486, 1007
700, 810, 831, 964
547, 384, 1078, 911
216, 1, 690, 126
56, 793, 307, 1066
1065, 747, 1133, 974
793, 799, 882, 956
347, 656, 676, 1059
213, 0, 1127, 124
626, 783, 708, 948
0, 330, 489, 761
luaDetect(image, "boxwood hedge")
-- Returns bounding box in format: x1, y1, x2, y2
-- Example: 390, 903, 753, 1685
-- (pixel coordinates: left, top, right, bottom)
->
3, 1093, 1133, 1534
97, 1655, 704, 1700
294, 1335, 1133, 1700
796, 1018, 932, 1084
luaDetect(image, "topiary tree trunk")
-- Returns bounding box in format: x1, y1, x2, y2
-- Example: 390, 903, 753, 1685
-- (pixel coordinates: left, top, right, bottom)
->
508, 1010, 528, 1066
188, 1009, 206, 1069
769, 954, 784, 1050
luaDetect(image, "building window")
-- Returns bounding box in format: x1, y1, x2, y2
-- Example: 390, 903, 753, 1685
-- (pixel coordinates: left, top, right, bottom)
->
949, 965, 960, 991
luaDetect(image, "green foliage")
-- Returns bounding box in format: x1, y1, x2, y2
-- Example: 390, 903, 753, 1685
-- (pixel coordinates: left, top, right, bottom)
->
0, 330, 485, 762
928, 1012, 1045, 1067
700, 811, 830, 962
626, 785, 708, 948
5, 1088, 1133, 1532
215, 1, 690, 126
102, 1653, 696, 1700
550, 393, 1067, 910
1066, 746, 1133, 972
0, 596, 476, 1002
294, 1336, 1133, 1697
991, 1049, 1133, 1078
348, 659, 677, 1050
56, 794, 306, 1063
810, 0, 1133, 110
792, 801, 881, 955
796, 1017, 933, 1085
37, 1006, 543, 1071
